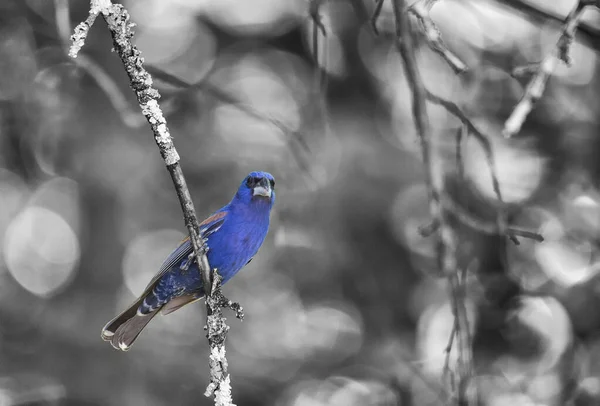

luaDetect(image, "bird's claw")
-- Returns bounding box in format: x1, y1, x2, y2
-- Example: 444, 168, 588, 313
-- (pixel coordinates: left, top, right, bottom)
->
181, 252, 195, 271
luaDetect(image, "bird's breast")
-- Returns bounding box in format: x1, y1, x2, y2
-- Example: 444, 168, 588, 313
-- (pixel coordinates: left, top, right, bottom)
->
205, 215, 269, 281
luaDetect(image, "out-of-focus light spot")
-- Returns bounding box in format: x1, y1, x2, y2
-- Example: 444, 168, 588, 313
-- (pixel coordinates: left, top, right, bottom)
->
576, 377, 600, 399
506, 207, 559, 290
509, 296, 572, 371
28, 177, 80, 235
274, 226, 318, 249
213, 57, 300, 150
229, 273, 306, 379
389, 183, 435, 259
417, 301, 477, 377
168, 0, 210, 11
135, 24, 198, 65
230, 277, 362, 379
430, 0, 485, 50
0, 389, 10, 406
487, 393, 537, 406
527, 373, 561, 404
4, 207, 79, 297
121, 229, 185, 296
303, 303, 363, 359
382, 48, 459, 155
0, 374, 65, 405
283, 377, 399, 406
204, 0, 303, 36
573, 194, 598, 208
145, 22, 216, 85
536, 240, 598, 286
563, 186, 600, 236
464, 136, 545, 203
304, 14, 347, 78
126, 0, 195, 30
460, 0, 535, 50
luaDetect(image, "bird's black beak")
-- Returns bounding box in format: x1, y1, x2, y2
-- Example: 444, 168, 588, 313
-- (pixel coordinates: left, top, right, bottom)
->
253, 177, 272, 198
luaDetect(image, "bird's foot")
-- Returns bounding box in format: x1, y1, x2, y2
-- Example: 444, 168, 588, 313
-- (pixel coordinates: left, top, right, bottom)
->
180, 252, 195, 271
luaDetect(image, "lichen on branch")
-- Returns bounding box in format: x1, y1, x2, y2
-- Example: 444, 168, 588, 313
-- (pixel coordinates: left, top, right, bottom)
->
69, 2, 237, 404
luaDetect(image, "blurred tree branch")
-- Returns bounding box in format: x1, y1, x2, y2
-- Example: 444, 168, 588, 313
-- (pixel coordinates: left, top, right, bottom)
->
407, 0, 468, 73
68, 1, 236, 404
503, 0, 599, 138
391, 0, 475, 403
496, 0, 600, 50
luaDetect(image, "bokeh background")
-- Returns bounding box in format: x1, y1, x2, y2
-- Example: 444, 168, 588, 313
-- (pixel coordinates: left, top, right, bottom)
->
1, 0, 600, 405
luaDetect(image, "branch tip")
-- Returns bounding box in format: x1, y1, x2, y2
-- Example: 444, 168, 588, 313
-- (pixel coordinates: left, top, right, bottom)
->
408, 0, 468, 74
503, 0, 593, 138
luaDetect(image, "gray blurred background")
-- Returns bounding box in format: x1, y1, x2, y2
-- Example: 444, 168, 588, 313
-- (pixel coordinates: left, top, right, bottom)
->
1, 0, 600, 405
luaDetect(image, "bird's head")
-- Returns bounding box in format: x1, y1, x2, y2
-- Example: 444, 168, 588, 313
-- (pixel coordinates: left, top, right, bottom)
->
234, 171, 276, 209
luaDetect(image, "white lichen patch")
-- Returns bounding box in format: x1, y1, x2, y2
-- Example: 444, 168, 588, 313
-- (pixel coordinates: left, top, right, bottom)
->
214, 375, 236, 406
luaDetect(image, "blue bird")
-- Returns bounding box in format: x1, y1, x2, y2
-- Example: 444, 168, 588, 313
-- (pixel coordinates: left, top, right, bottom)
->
102, 171, 275, 350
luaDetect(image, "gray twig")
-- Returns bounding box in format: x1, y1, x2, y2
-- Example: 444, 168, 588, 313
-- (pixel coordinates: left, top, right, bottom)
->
425, 91, 510, 243
69, 1, 235, 404
408, 0, 468, 74
371, 0, 386, 35
503, 0, 598, 138
442, 316, 457, 400
392, 1, 473, 403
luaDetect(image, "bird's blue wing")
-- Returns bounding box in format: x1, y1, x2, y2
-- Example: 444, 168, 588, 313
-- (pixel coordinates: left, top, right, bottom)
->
142, 209, 228, 291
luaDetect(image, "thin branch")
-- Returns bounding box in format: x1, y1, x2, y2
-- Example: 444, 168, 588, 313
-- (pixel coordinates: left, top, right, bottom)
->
442, 316, 457, 399
392, 0, 447, 274
455, 125, 465, 182
70, 2, 235, 404
68, 0, 108, 58
496, 0, 600, 50
309, 0, 327, 37
371, 0, 386, 35
309, 0, 327, 93
425, 91, 510, 243
511, 63, 540, 79
55, 0, 147, 127
419, 202, 544, 243
408, 0, 468, 74
503, 0, 597, 138
393, 3, 474, 402
77, 55, 147, 127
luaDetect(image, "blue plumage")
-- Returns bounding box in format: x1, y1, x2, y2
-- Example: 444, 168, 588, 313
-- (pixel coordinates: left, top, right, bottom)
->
102, 171, 275, 350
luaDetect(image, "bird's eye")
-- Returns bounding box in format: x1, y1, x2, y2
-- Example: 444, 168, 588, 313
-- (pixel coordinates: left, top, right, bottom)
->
246, 177, 255, 187
269, 179, 275, 189
253, 177, 261, 184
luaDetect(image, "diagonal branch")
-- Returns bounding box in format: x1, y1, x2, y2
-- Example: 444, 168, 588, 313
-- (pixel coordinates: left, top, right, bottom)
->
69, 1, 235, 404
392, 1, 474, 403
408, 0, 468, 73
424, 91, 510, 243
503, 0, 598, 138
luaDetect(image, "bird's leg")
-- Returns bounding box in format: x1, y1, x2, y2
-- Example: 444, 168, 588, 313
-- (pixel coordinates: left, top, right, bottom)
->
181, 238, 209, 271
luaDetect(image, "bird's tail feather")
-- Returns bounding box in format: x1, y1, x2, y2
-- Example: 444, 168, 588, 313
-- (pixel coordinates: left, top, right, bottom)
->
101, 298, 161, 351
